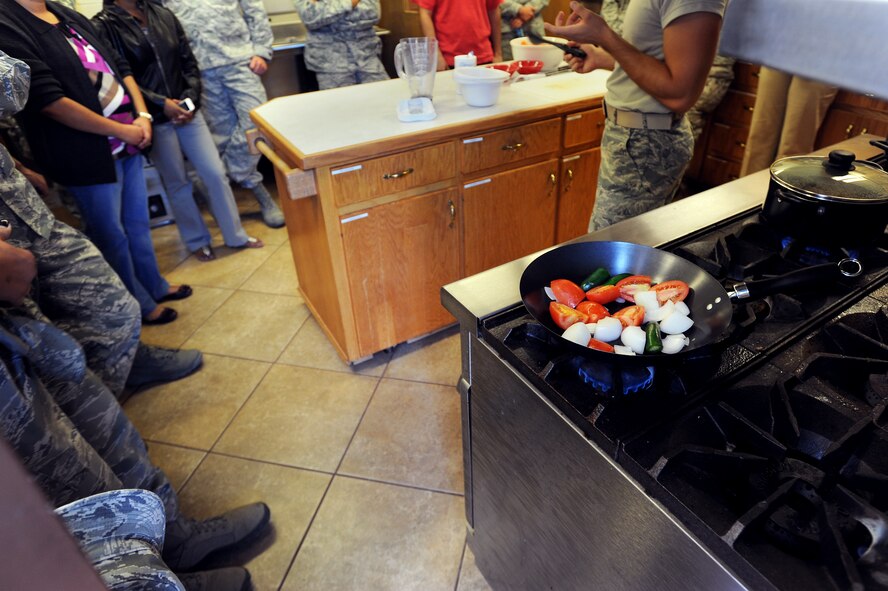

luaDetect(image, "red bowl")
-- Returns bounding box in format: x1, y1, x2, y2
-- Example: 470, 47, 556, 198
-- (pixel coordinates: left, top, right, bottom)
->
514, 60, 543, 75
486, 62, 520, 75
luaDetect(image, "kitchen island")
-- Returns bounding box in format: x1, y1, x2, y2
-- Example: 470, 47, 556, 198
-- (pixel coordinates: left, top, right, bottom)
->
250, 70, 610, 362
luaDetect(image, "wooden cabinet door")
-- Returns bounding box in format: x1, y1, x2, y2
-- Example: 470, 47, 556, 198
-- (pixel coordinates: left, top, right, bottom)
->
463, 159, 559, 277
556, 148, 600, 243
340, 188, 460, 357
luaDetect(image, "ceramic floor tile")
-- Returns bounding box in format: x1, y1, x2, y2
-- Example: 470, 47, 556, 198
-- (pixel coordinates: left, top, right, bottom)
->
164, 242, 275, 290
124, 353, 269, 449
385, 326, 461, 386
177, 453, 331, 591
241, 242, 300, 296
457, 543, 494, 591
139, 286, 234, 349
214, 364, 378, 471
278, 316, 391, 377
183, 291, 308, 362
340, 378, 463, 493
282, 476, 465, 591
145, 442, 206, 493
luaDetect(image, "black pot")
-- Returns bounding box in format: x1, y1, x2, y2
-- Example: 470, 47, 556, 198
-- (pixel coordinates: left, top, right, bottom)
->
761, 149, 888, 246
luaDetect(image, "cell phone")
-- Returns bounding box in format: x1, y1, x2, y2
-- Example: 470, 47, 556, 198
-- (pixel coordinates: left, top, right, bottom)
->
178, 97, 195, 112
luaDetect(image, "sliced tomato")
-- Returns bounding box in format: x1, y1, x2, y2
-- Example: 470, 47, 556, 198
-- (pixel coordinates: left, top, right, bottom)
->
550, 279, 586, 308
549, 302, 589, 330
587, 338, 615, 353
576, 301, 610, 323
652, 280, 690, 304
615, 275, 652, 303
614, 305, 645, 327
585, 284, 620, 305
615, 275, 652, 288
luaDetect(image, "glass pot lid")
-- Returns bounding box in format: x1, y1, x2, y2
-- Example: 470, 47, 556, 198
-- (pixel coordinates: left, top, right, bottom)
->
770, 149, 888, 204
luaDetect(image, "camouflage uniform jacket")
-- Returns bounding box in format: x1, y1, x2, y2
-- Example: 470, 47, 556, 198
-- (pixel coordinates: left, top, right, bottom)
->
600, 0, 630, 36
294, 0, 382, 74
499, 0, 548, 37
161, 0, 273, 71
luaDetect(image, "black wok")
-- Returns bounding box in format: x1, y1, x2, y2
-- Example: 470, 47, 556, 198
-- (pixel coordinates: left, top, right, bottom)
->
520, 241, 863, 366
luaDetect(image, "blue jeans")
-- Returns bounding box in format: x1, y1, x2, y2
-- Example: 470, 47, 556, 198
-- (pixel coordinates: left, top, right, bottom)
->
150, 111, 249, 251
68, 155, 169, 316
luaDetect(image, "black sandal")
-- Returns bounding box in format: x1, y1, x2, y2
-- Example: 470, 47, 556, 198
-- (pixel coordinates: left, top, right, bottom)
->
158, 285, 193, 303
143, 307, 178, 325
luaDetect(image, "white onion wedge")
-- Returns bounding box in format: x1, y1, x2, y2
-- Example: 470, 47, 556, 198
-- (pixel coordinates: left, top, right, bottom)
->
660, 311, 694, 335
585, 322, 597, 336
594, 316, 623, 342
645, 300, 675, 324
544, 286, 555, 300
662, 334, 690, 354
674, 300, 690, 316
635, 291, 660, 312
620, 325, 646, 354
562, 322, 591, 346
613, 345, 636, 356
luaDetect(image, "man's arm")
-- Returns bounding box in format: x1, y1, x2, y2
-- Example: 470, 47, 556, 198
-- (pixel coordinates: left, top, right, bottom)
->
547, 2, 722, 113
417, 7, 448, 71
294, 0, 355, 29
488, 7, 503, 62
239, 0, 274, 61
0, 224, 36, 306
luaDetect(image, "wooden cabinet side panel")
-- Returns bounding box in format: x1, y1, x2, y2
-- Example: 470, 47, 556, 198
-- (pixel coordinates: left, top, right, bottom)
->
463, 159, 559, 277
556, 148, 600, 243
340, 188, 461, 357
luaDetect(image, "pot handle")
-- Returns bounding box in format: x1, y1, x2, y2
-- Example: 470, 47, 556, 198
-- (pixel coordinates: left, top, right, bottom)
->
728, 258, 863, 300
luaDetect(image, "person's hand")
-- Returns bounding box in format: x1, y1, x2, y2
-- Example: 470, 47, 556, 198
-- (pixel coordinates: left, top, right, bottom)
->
493, 51, 503, 64
518, 5, 535, 22
0, 222, 37, 305
564, 43, 610, 73
249, 56, 268, 75
14, 160, 50, 196
510, 17, 524, 29
118, 123, 144, 147
163, 98, 194, 125
545, 0, 609, 46
132, 116, 152, 149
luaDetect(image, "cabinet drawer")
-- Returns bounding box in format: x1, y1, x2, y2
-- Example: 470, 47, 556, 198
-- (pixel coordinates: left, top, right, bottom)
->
331, 142, 456, 207
706, 122, 749, 161
732, 62, 760, 93
712, 90, 757, 128
460, 118, 562, 175
563, 108, 605, 150
700, 155, 741, 188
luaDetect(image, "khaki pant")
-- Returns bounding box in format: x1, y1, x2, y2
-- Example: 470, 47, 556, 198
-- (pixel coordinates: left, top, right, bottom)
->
740, 67, 838, 176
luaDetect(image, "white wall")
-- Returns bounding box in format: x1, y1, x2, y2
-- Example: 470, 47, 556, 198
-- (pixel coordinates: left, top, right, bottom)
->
76, 0, 103, 17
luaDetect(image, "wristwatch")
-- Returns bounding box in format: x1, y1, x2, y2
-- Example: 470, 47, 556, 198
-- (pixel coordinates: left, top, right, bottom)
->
137, 111, 153, 122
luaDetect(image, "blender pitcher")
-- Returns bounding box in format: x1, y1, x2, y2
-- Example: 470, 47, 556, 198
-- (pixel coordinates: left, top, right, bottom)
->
394, 37, 438, 100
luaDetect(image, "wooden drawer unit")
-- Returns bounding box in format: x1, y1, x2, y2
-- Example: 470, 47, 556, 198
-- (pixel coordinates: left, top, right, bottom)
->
563, 108, 605, 150
460, 118, 562, 175
699, 155, 741, 188
706, 122, 749, 161
732, 62, 760, 94
330, 142, 456, 207
712, 89, 757, 128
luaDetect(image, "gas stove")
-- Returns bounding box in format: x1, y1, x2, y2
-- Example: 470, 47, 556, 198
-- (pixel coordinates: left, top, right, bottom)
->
441, 136, 888, 591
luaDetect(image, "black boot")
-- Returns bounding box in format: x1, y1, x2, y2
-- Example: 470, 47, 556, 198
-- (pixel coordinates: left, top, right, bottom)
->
177, 566, 252, 591
163, 503, 271, 572
125, 342, 203, 390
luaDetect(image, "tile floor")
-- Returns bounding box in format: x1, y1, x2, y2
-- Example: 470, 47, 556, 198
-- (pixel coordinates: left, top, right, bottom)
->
129, 188, 493, 591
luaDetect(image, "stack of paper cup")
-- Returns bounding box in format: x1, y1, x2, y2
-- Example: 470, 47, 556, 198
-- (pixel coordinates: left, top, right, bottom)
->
453, 53, 477, 95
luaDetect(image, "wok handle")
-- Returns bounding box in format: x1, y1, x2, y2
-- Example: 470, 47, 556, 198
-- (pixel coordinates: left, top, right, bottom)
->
728, 258, 863, 300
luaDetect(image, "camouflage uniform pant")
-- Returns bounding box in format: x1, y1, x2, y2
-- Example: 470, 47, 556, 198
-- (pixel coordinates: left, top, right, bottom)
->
589, 117, 694, 231
0, 312, 179, 524
57, 489, 185, 591
316, 68, 389, 91
200, 63, 266, 189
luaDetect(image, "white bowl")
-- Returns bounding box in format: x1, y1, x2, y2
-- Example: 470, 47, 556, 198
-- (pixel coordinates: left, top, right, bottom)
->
453, 67, 510, 107
510, 37, 567, 72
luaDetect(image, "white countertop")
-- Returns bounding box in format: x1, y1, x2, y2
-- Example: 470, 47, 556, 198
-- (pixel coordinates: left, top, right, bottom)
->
252, 69, 610, 168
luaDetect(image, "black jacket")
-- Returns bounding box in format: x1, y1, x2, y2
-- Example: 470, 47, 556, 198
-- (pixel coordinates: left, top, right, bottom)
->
0, 0, 135, 186
93, 0, 201, 125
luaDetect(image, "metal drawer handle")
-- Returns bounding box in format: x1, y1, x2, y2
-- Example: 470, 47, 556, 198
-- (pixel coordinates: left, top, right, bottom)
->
502, 143, 525, 151
845, 124, 855, 137
383, 167, 414, 180
743, 105, 754, 112
736, 141, 746, 148
448, 199, 456, 228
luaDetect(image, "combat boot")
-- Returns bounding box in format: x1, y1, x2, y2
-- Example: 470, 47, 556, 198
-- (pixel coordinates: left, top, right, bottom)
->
177, 566, 252, 591
126, 343, 203, 390
250, 184, 284, 228
163, 503, 271, 572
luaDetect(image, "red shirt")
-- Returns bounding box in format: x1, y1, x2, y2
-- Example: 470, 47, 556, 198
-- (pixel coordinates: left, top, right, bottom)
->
413, 0, 502, 67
